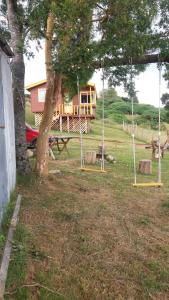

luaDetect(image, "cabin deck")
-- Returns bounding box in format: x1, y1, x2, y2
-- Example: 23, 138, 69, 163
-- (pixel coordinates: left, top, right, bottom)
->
34, 113, 93, 133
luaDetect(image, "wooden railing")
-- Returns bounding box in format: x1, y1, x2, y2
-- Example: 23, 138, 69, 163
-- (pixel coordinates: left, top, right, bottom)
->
56, 104, 95, 116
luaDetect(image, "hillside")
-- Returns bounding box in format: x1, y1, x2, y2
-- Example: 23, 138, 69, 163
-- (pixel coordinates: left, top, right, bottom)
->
97, 88, 167, 130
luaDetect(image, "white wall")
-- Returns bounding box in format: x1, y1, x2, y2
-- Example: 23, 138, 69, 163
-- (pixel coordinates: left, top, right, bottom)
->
0, 49, 16, 221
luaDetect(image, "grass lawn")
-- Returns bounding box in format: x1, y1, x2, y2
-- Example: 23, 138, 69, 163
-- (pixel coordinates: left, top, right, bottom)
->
4, 119, 169, 299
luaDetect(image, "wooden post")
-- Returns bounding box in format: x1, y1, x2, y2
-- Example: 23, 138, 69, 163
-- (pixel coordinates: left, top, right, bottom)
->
85, 151, 96, 164
90, 86, 92, 104
135, 123, 138, 137
67, 116, 70, 133
98, 144, 106, 155
90, 104, 93, 115
60, 116, 63, 132
163, 130, 169, 150
79, 118, 82, 134
0, 195, 22, 300
142, 128, 144, 140
123, 121, 125, 131
152, 140, 164, 160
72, 118, 75, 132
127, 124, 129, 133
49, 148, 55, 160
138, 159, 152, 174
85, 118, 88, 133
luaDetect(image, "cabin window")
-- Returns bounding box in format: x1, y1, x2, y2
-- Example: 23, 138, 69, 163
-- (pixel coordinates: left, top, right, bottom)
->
81, 93, 91, 104
38, 89, 46, 102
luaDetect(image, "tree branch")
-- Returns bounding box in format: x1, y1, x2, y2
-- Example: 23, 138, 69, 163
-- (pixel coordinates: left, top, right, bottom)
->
94, 53, 169, 69
5, 282, 65, 297
96, 3, 105, 11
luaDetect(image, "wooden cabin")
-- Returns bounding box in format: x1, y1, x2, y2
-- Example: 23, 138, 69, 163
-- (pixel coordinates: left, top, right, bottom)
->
26, 80, 97, 133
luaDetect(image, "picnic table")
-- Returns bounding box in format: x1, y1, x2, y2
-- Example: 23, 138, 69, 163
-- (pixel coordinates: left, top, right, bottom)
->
49, 136, 76, 159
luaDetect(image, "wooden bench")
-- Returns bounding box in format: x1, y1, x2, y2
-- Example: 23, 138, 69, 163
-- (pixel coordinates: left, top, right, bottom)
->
49, 136, 76, 159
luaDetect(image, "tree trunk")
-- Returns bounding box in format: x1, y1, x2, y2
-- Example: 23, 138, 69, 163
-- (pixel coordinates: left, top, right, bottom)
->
7, 0, 30, 174
35, 12, 62, 176
35, 74, 62, 176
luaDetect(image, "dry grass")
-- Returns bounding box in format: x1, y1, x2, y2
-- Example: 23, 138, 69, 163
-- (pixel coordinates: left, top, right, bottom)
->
5, 122, 169, 300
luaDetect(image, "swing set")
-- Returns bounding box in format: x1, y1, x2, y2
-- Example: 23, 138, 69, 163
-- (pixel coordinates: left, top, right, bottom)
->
76, 57, 164, 187
130, 58, 163, 187
77, 66, 106, 174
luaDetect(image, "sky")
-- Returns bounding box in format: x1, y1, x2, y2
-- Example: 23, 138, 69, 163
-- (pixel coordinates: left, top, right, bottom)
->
25, 43, 169, 108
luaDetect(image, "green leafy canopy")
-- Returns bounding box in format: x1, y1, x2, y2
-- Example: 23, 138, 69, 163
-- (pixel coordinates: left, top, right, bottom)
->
2, 0, 169, 97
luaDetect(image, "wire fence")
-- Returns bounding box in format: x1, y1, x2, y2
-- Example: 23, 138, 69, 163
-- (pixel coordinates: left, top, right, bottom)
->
122, 122, 167, 144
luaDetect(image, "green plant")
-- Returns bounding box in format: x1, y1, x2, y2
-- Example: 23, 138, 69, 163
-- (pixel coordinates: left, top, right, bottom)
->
1, 192, 17, 234
0, 234, 5, 249
137, 216, 151, 226
6, 225, 30, 299
141, 275, 161, 291
25, 101, 34, 126
162, 201, 169, 209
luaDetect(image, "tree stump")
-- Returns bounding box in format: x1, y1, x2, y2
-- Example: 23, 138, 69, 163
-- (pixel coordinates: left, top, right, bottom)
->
138, 159, 152, 174
85, 151, 96, 164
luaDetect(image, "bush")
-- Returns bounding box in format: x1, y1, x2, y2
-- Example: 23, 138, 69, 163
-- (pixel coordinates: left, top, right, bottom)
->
96, 92, 168, 128
108, 113, 129, 124
134, 104, 155, 115
96, 108, 109, 119
108, 102, 132, 114
136, 115, 166, 130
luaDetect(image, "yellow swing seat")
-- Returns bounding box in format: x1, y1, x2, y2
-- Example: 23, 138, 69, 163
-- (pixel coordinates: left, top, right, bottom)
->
80, 168, 107, 173
133, 182, 163, 187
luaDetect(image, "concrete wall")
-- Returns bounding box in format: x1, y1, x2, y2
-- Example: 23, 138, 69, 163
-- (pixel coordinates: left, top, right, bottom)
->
0, 49, 16, 221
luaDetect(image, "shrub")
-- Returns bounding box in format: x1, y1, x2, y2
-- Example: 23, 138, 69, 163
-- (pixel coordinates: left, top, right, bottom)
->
108, 113, 129, 124
134, 104, 155, 115
108, 102, 132, 114
96, 93, 168, 128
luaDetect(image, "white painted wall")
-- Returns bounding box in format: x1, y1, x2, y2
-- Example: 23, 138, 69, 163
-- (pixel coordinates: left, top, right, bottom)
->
0, 49, 16, 221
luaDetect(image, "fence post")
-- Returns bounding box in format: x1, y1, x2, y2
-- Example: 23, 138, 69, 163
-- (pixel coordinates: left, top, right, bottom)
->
123, 121, 125, 131
67, 116, 70, 133
60, 116, 63, 132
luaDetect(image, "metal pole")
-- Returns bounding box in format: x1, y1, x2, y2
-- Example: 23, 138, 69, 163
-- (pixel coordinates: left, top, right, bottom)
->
130, 59, 137, 185
158, 64, 162, 183
101, 63, 105, 171
77, 75, 84, 169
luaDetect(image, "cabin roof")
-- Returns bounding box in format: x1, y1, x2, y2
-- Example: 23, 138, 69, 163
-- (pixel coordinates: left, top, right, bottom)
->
0, 38, 13, 57
26, 80, 47, 91
26, 79, 96, 91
